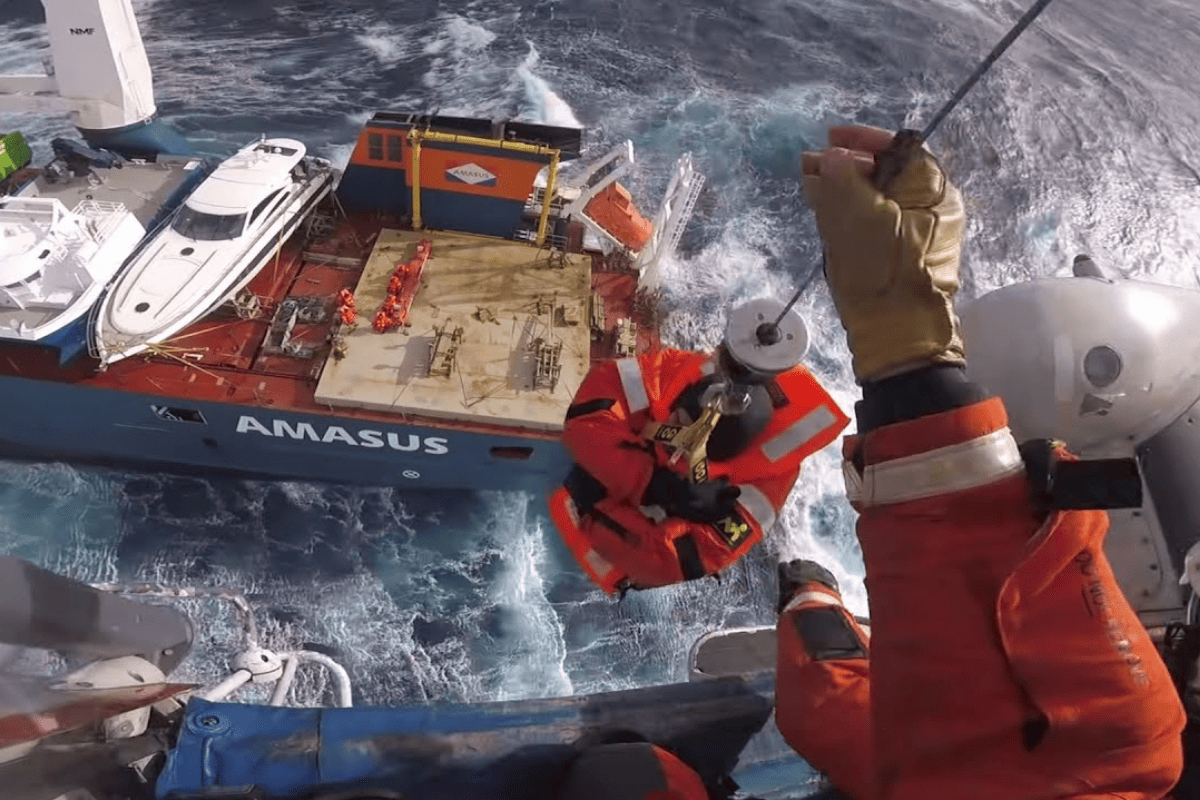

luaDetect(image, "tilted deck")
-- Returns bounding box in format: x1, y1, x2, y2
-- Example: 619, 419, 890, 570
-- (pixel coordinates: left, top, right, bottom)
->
0, 208, 656, 441
316, 229, 591, 431
16, 156, 206, 227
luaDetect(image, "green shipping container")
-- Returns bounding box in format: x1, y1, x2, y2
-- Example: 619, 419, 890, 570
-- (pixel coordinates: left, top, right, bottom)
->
0, 132, 32, 181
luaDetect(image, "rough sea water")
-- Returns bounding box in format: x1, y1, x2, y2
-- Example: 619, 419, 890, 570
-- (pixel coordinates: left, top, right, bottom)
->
2, 0, 1200, 723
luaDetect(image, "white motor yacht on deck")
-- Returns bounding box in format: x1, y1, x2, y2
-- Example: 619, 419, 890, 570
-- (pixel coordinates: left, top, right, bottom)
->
93, 137, 336, 366
0, 196, 145, 343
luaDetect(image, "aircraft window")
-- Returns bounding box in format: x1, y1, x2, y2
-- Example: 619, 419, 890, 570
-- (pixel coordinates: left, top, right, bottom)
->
171, 206, 247, 241
367, 133, 383, 161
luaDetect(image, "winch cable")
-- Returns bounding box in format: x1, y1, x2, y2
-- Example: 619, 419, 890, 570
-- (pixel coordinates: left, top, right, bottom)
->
759, 0, 1059, 344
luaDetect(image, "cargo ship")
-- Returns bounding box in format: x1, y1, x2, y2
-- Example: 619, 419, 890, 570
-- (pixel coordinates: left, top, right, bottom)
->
0, 2, 704, 493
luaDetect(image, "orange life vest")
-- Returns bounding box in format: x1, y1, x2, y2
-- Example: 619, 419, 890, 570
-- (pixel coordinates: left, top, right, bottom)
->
552, 351, 848, 593
645, 353, 847, 484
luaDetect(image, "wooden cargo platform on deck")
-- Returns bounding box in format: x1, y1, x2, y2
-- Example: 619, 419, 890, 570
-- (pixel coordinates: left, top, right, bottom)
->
315, 229, 592, 431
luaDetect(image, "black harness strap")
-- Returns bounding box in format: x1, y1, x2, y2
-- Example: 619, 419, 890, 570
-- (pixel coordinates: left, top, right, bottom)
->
563, 465, 608, 516
674, 534, 706, 581
591, 509, 632, 541
566, 397, 616, 420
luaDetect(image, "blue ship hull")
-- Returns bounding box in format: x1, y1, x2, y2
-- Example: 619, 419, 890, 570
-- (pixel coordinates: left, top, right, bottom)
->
0, 374, 571, 492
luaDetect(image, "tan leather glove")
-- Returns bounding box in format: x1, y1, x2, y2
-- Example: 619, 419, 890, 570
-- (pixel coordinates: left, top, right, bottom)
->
802, 126, 966, 383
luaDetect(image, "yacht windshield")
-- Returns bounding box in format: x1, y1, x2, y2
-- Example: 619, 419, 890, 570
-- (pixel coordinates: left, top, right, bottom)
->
171, 207, 247, 241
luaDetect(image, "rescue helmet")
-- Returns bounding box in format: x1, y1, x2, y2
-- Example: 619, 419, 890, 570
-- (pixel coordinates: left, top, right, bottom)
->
723, 296, 809, 376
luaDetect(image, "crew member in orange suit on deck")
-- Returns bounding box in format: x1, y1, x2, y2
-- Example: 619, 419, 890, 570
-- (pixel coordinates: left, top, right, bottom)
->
772, 125, 1187, 799
548, 297, 849, 595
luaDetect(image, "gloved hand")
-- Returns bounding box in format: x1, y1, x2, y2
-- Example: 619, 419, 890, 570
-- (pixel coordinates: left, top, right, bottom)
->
643, 468, 741, 523
802, 125, 966, 383
777, 559, 840, 614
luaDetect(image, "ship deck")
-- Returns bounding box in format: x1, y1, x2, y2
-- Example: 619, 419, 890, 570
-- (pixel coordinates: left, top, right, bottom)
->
316, 229, 591, 431
14, 155, 206, 226
19, 208, 658, 440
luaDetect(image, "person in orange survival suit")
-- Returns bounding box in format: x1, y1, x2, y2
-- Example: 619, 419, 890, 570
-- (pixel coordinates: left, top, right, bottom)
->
548, 298, 849, 594
772, 125, 1187, 800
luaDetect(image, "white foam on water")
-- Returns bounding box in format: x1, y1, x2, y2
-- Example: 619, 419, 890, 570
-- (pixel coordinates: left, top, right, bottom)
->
419, 14, 500, 92
0, 20, 72, 161
441, 14, 499, 52
0, 462, 122, 581
352, 14, 495, 68
0, 24, 47, 72
514, 45, 581, 128
327, 140, 357, 172
481, 492, 573, 701
356, 26, 413, 64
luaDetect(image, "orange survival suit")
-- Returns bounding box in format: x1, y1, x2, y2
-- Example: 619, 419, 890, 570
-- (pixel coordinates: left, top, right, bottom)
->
549, 349, 848, 593
775, 394, 1187, 800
